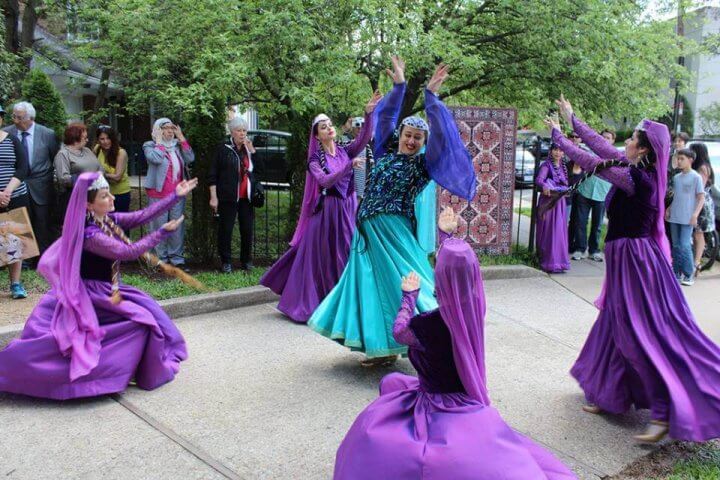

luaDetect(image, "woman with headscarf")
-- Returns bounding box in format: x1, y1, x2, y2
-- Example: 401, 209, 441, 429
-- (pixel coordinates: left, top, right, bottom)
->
544, 95, 720, 443
688, 142, 716, 276
333, 208, 576, 480
143, 118, 195, 269
308, 57, 476, 366
0, 172, 196, 399
260, 92, 380, 323
535, 143, 571, 273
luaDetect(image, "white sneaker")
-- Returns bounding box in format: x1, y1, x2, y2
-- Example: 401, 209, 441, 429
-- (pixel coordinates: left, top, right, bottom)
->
571, 251, 586, 261
591, 252, 604, 262
681, 276, 695, 286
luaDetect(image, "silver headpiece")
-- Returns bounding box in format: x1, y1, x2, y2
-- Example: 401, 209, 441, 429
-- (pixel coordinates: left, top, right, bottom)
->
312, 114, 331, 128
89, 174, 110, 191
400, 116, 429, 132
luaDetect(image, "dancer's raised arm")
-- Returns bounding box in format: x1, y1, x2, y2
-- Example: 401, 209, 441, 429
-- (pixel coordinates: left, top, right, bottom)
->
557, 95, 623, 161
374, 56, 406, 157
344, 91, 381, 160
424, 64, 476, 201
392, 272, 422, 348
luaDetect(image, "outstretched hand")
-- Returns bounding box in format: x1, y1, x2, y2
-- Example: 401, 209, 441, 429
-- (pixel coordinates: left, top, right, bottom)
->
401, 271, 421, 292
385, 55, 406, 84
365, 90, 382, 114
555, 94, 574, 124
544, 115, 561, 132
162, 215, 185, 232
175, 178, 199, 197
427, 63, 450, 95
438, 206, 459, 234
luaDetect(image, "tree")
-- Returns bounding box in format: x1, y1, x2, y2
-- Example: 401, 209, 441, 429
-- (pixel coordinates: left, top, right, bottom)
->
0, 17, 20, 104
20, 69, 66, 136
657, 94, 694, 137
699, 102, 720, 137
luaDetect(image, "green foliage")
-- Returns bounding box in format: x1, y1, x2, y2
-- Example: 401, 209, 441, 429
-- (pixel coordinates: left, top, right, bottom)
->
20, 69, 67, 136
699, 102, 720, 138
657, 94, 694, 137
0, 23, 21, 105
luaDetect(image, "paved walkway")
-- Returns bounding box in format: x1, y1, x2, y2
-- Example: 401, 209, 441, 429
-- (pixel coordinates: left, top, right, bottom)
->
2, 261, 719, 479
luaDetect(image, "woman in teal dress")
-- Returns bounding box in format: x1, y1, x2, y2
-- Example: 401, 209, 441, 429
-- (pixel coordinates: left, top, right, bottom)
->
308, 57, 476, 365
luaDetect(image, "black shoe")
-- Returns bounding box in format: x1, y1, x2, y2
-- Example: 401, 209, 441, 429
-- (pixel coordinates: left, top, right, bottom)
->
239, 262, 253, 271
221, 263, 232, 273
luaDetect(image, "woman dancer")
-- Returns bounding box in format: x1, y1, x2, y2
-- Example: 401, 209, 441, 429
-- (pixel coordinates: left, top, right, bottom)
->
334, 208, 576, 480
260, 92, 380, 322
535, 143, 570, 273
546, 95, 720, 443
0, 172, 196, 400
309, 57, 476, 365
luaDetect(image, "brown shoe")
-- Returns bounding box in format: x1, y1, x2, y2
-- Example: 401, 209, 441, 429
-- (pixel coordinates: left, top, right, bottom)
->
582, 404, 602, 414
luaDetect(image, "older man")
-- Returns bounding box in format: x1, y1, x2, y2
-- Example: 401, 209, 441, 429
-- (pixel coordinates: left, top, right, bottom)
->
3, 102, 59, 255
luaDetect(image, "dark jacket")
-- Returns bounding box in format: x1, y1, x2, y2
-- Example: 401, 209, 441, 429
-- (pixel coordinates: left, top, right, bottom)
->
209, 138, 257, 203
3, 123, 59, 205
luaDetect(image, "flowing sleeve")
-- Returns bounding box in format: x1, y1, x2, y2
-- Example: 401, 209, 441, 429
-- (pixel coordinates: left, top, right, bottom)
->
308, 153, 352, 189
373, 82, 406, 158
392, 290, 422, 348
438, 228, 452, 245
572, 115, 624, 160
84, 226, 171, 261
111, 192, 181, 230
344, 112, 374, 160
535, 162, 551, 189
424, 90, 476, 200
552, 128, 635, 195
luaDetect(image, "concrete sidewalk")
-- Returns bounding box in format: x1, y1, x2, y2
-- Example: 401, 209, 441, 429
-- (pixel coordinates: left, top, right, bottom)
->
2, 268, 719, 479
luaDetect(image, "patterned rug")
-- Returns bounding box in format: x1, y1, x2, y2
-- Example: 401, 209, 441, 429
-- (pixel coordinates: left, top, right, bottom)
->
437, 107, 517, 255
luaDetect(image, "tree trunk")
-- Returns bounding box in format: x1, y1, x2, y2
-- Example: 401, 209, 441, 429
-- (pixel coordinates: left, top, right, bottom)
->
2, 0, 20, 53
93, 67, 111, 115
20, 0, 39, 68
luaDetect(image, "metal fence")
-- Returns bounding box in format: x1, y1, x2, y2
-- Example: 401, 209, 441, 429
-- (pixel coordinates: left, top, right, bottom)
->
252, 183, 294, 264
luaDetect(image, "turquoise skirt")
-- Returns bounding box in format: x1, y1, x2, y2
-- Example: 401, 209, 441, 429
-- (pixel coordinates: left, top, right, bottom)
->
308, 214, 438, 358
414, 180, 437, 255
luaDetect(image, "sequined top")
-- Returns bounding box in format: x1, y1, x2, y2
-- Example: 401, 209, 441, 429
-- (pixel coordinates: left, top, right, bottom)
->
357, 153, 430, 223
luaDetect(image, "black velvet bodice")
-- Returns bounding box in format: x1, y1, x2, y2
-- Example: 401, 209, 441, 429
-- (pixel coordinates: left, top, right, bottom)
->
80, 250, 114, 282
605, 167, 658, 243
409, 309, 466, 394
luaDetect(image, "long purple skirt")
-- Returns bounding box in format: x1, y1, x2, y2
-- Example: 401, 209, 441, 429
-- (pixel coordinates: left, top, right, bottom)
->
571, 237, 720, 441
261, 195, 356, 323
536, 197, 570, 273
0, 281, 187, 400
334, 373, 577, 480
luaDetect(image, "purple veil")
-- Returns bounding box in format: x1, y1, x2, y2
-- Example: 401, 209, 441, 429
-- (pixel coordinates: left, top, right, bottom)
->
640, 119, 672, 262
38, 172, 105, 381
289, 122, 324, 247
435, 237, 490, 405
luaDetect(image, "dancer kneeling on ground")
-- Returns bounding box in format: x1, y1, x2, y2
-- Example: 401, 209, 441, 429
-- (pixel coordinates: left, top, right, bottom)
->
545, 95, 720, 443
535, 142, 571, 273
333, 207, 577, 480
0, 172, 196, 400
308, 56, 476, 367
260, 91, 381, 323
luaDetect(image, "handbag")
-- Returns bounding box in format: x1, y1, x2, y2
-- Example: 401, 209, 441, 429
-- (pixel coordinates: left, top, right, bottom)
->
251, 176, 265, 208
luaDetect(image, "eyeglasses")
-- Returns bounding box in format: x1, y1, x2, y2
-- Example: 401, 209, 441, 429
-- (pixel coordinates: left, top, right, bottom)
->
11, 113, 26, 120
97, 125, 112, 131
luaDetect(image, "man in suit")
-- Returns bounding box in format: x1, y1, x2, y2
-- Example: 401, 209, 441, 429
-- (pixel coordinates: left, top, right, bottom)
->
4, 101, 59, 255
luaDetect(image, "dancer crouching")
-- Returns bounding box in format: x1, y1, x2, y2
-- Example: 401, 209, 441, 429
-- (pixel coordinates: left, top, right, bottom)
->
546, 95, 720, 443
333, 207, 577, 479
0, 172, 195, 399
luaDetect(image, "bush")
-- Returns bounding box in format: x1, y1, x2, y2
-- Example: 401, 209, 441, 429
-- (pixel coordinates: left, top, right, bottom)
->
20, 69, 67, 137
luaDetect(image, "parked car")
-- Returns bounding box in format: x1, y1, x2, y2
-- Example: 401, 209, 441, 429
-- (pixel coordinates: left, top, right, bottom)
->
515, 147, 536, 186
248, 129, 292, 184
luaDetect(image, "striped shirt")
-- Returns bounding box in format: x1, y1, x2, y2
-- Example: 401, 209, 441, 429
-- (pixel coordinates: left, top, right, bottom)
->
0, 136, 28, 198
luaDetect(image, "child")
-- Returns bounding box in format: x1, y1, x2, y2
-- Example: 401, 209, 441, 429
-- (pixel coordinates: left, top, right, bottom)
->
666, 148, 705, 286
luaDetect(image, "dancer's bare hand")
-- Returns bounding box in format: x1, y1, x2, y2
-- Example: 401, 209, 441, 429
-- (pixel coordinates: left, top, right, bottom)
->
544, 116, 561, 132
401, 272, 420, 292
352, 158, 366, 169
175, 178, 198, 197
438, 206, 458, 234
555, 94, 574, 124
162, 215, 184, 232
365, 90, 382, 114
385, 55, 406, 84
427, 63, 450, 95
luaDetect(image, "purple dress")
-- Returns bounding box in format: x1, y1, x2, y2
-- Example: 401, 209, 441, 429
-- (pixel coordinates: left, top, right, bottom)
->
334, 235, 576, 480
0, 193, 187, 400
535, 160, 570, 273
260, 115, 373, 323
554, 118, 720, 441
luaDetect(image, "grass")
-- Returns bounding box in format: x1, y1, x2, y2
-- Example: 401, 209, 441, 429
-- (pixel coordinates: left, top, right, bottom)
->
666, 442, 720, 480
614, 440, 720, 480
479, 244, 539, 269
0, 265, 267, 301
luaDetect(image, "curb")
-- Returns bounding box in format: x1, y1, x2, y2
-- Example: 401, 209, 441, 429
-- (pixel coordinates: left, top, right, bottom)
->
0, 266, 543, 348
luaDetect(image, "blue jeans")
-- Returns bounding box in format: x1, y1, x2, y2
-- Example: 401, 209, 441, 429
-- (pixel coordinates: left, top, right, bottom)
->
147, 195, 186, 265
572, 194, 606, 254
669, 222, 694, 279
